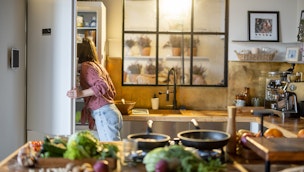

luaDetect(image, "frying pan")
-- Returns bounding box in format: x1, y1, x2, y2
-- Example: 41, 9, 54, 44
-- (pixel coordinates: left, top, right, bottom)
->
177, 119, 231, 150
127, 120, 171, 151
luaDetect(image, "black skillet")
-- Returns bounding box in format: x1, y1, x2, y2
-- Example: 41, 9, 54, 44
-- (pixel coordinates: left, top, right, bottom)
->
177, 119, 231, 150
127, 120, 171, 151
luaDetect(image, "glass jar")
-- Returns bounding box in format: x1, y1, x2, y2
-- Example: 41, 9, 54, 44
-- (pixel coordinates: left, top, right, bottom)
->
265, 71, 281, 101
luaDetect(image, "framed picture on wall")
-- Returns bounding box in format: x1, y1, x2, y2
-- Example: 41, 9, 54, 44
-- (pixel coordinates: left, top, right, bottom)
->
285, 47, 300, 62
248, 11, 279, 42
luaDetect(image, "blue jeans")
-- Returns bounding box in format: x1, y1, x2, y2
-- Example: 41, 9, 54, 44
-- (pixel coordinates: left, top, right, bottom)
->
91, 104, 123, 141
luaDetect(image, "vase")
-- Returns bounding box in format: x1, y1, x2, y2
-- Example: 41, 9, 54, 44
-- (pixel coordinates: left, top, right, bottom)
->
140, 47, 151, 56
128, 74, 139, 83
172, 47, 181, 56
185, 48, 197, 56
192, 74, 207, 85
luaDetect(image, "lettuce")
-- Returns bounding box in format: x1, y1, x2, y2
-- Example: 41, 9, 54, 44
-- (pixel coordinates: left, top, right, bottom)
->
63, 131, 101, 160
143, 145, 224, 172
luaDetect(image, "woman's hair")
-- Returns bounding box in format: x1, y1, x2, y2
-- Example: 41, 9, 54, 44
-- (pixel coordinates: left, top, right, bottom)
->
77, 38, 99, 64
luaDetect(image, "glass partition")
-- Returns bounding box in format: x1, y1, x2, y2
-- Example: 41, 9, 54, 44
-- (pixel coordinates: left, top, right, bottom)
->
123, 0, 228, 86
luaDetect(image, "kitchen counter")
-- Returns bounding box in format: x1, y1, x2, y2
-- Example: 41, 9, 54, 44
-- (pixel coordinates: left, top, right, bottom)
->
0, 141, 300, 172
123, 107, 304, 138
1, 108, 304, 171
0, 141, 244, 172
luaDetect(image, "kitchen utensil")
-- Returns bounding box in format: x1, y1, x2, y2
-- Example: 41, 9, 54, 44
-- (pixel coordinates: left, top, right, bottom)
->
177, 119, 230, 150
127, 120, 170, 151
177, 129, 230, 150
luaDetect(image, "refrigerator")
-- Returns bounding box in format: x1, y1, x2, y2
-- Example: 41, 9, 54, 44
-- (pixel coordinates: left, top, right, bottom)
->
27, 0, 106, 141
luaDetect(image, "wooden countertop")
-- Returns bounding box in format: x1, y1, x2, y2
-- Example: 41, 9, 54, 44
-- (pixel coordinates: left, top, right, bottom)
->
0, 142, 242, 171
123, 107, 304, 138
245, 137, 304, 162
2, 107, 304, 171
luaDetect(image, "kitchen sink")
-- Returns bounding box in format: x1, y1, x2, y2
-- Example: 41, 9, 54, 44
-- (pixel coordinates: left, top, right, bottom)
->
149, 109, 181, 114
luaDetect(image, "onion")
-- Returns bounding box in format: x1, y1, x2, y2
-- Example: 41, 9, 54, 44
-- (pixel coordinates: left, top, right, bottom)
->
155, 159, 169, 172
240, 132, 255, 148
93, 160, 109, 172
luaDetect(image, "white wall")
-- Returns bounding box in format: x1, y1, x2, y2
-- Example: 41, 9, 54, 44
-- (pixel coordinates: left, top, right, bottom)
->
229, 0, 304, 61
0, 0, 26, 161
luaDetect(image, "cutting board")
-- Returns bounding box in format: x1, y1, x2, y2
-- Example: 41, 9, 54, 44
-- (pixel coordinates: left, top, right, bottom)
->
245, 137, 304, 162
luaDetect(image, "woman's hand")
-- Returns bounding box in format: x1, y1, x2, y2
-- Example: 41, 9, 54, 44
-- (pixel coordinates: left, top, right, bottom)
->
67, 87, 95, 99
66, 88, 78, 99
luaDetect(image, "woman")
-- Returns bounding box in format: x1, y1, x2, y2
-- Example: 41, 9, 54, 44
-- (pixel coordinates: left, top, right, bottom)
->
67, 38, 123, 141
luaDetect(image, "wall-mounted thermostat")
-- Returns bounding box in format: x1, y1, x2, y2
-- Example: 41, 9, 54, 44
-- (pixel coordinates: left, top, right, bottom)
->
10, 48, 19, 69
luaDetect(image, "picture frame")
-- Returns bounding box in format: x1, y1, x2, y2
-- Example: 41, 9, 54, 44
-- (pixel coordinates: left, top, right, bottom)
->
285, 47, 300, 62
248, 11, 279, 42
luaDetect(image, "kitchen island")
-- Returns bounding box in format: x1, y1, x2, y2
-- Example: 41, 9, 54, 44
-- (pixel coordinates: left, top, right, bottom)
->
0, 141, 301, 171
1, 108, 304, 171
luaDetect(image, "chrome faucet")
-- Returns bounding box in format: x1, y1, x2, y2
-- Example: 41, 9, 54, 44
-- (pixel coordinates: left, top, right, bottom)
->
159, 67, 177, 110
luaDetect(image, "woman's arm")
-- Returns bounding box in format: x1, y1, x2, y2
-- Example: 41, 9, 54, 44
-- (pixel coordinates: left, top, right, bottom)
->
66, 87, 95, 99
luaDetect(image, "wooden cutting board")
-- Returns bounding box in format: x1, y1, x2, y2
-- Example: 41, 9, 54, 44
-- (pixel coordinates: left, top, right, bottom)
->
245, 137, 304, 162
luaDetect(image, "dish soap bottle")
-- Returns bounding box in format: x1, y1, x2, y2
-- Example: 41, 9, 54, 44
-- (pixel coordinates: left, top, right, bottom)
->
151, 94, 159, 110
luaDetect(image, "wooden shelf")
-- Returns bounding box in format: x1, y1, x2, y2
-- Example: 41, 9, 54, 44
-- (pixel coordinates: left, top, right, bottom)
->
232, 40, 302, 44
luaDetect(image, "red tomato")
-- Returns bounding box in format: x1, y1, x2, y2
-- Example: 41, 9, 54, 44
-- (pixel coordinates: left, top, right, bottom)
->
30, 141, 42, 152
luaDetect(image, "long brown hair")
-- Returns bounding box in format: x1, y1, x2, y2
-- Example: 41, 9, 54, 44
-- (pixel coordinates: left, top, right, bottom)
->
77, 38, 100, 64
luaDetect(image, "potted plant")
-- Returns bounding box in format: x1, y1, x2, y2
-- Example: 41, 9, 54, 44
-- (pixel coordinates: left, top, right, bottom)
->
135, 59, 157, 84
127, 62, 142, 74
163, 35, 182, 56
192, 65, 207, 85
124, 38, 135, 56
144, 59, 156, 75
184, 37, 200, 56
125, 39, 136, 48
127, 62, 142, 83
137, 35, 152, 56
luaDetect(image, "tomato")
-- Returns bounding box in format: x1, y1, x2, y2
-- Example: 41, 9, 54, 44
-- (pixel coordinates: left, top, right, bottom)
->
30, 141, 42, 152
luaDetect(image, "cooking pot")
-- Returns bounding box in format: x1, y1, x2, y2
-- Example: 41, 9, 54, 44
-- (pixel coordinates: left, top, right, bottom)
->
127, 120, 170, 151
177, 119, 230, 150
